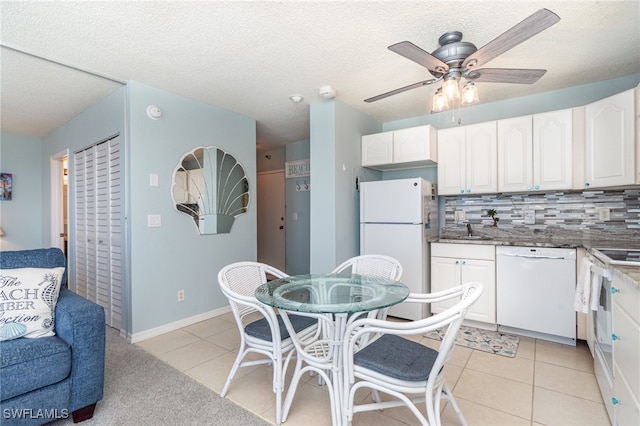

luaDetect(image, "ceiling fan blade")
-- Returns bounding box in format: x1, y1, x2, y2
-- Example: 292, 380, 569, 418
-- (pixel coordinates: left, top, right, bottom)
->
462, 8, 560, 69
464, 68, 547, 84
364, 78, 440, 103
388, 41, 449, 73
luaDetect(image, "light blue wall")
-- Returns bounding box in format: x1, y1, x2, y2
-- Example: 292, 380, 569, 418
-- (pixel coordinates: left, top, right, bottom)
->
37, 81, 256, 336
0, 133, 43, 250
383, 74, 640, 132
41, 85, 128, 325
127, 81, 256, 334
309, 101, 336, 273
257, 147, 285, 173
285, 139, 310, 274
374, 74, 640, 243
309, 99, 381, 273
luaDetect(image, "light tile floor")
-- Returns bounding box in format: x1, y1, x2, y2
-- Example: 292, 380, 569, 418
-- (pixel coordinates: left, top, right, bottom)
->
136, 314, 610, 425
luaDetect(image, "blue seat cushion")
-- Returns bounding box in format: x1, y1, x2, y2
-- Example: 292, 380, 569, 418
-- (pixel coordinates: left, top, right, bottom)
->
0, 336, 71, 400
245, 314, 316, 341
353, 334, 439, 381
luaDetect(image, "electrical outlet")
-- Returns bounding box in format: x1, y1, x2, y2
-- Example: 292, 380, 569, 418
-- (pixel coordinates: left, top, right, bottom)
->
598, 208, 611, 221
524, 210, 536, 225
454, 211, 466, 222
177, 290, 185, 302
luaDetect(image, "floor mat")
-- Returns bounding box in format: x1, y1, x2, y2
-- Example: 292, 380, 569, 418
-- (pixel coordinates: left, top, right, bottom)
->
423, 325, 519, 357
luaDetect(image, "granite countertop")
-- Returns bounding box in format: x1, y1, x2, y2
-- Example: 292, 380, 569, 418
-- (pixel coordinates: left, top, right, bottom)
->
437, 226, 640, 250
436, 237, 584, 248
612, 265, 640, 289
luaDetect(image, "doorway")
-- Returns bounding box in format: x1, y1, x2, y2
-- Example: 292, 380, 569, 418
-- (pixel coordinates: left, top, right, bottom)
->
257, 170, 286, 272
50, 151, 68, 256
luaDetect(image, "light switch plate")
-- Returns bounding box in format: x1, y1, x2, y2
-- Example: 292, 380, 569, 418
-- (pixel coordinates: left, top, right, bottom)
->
147, 214, 161, 227
454, 211, 466, 222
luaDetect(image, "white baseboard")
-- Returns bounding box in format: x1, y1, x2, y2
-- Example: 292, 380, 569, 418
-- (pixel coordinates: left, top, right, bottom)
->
126, 306, 232, 343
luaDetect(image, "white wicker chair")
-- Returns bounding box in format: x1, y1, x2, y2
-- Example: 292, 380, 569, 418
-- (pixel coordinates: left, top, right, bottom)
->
342, 282, 484, 426
332, 254, 403, 321
217, 261, 319, 425
333, 254, 403, 282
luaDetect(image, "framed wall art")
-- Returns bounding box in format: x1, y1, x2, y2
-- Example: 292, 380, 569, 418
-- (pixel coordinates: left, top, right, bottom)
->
1, 173, 13, 200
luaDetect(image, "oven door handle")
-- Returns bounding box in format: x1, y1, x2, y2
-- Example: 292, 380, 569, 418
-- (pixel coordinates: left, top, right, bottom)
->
587, 260, 613, 280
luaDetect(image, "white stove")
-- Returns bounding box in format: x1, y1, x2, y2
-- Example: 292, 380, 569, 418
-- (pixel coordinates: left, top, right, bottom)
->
587, 246, 639, 424
591, 248, 640, 267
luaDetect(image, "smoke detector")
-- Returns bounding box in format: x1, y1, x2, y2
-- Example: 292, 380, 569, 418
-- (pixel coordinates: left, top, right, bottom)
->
319, 85, 336, 99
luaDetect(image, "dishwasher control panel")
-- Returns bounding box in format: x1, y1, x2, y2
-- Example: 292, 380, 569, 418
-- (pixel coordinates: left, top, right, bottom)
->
496, 246, 576, 260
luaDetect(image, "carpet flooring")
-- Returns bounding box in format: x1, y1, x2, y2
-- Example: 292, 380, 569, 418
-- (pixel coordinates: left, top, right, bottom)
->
52, 326, 269, 425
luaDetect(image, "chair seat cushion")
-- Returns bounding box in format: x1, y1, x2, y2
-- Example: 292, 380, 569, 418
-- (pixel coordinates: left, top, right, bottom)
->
354, 334, 438, 381
0, 335, 71, 400
245, 314, 316, 341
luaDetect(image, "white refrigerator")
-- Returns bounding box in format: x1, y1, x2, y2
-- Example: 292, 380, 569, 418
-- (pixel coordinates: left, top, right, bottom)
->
360, 178, 438, 320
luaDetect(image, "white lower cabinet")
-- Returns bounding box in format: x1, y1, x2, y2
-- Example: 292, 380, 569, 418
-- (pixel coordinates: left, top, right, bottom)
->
431, 243, 496, 325
612, 272, 640, 425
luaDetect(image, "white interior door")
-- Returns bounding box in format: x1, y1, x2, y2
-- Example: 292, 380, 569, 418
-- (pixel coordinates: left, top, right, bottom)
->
257, 170, 286, 272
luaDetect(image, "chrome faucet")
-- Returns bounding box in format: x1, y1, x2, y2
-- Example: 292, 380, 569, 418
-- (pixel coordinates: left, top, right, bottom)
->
466, 223, 472, 237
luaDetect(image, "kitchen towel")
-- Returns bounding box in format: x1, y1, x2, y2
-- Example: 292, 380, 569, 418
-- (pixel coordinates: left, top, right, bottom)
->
574, 257, 593, 313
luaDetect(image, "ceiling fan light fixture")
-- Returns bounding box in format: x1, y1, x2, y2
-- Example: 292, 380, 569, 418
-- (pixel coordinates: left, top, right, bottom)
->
442, 77, 460, 101
431, 88, 449, 113
461, 81, 479, 105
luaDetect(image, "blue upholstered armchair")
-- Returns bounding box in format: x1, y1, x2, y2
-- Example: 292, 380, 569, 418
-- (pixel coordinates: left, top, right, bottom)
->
0, 248, 106, 425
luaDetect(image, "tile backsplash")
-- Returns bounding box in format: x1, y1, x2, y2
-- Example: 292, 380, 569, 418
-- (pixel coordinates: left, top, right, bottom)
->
442, 189, 640, 234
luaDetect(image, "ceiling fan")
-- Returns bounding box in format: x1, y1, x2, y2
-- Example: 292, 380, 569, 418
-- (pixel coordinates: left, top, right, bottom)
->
365, 8, 560, 108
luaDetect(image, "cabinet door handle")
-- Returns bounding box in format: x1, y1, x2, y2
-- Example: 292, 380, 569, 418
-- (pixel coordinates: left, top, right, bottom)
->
612, 334, 620, 341
610, 287, 619, 294
612, 397, 621, 405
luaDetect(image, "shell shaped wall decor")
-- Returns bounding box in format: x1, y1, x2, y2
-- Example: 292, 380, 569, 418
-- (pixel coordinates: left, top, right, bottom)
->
171, 146, 249, 234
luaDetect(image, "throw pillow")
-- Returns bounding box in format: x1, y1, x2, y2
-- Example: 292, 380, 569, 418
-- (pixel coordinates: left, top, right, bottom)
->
0, 267, 65, 341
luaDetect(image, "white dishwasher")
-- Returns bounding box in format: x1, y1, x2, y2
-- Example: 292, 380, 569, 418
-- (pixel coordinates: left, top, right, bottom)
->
496, 246, 576, 345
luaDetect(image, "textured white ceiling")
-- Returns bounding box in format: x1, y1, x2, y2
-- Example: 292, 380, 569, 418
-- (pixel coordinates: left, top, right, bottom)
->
1, 1, 639, 149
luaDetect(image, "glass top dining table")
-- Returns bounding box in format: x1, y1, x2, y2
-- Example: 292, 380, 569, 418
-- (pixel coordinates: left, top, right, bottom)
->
254, 273, 410, 315
255, 273, 409, 425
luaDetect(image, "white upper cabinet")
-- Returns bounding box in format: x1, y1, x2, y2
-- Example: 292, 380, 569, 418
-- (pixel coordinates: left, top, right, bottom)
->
361, 131, 393, 165
583, 89, 635, 188
437, 122, 497, 195
636, 84, 640, 185
361, 125, 437, 170
498, 109, 573, 192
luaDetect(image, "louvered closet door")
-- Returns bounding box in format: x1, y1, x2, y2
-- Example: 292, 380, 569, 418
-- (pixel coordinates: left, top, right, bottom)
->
74, 135, 122, 329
